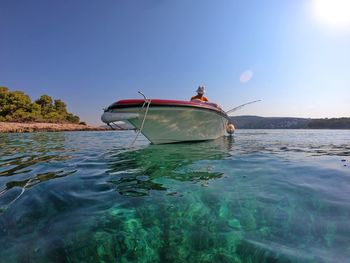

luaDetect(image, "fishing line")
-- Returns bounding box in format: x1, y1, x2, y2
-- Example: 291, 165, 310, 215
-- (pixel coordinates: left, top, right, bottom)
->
226, 100, 261, 115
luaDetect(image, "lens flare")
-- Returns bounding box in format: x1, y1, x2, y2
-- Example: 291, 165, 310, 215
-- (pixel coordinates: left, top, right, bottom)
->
240, 70, 253, 83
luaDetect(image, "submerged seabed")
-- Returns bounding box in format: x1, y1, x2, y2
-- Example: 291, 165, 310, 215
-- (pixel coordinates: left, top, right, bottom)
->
0, 130, 349, 263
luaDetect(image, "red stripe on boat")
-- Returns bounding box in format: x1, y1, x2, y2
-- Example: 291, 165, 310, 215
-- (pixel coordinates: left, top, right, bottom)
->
114, 99, 222, 112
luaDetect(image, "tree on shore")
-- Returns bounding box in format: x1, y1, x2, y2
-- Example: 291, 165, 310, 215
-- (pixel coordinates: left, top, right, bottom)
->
0, 87, 81, 123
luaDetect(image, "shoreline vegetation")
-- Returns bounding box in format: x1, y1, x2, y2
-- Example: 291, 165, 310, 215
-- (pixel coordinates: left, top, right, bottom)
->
0, 86, 82, 123
0, 122, 109, 133
0, 86, 110, 132
2, 87, 349, 133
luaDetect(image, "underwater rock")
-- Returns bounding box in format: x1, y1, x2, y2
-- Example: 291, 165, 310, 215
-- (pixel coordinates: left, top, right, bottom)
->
228, 218, 242, 230
218, 202, 229, 219
241, 208, 257, 231
258, 226, 270, 237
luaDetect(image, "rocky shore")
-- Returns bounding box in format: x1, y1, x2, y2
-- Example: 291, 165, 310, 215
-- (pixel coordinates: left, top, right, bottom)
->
0, 122, 110, 133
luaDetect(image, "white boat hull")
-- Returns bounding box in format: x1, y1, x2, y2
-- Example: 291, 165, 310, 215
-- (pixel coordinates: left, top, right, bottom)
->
101, 112, 139, 123
102, 106, 230, 144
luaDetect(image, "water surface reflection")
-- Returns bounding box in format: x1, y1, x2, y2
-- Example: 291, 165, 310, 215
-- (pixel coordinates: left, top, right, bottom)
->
106, 136, 234, 196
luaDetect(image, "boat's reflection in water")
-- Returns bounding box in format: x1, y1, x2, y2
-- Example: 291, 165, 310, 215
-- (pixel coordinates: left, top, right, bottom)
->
106, 136, 234, 196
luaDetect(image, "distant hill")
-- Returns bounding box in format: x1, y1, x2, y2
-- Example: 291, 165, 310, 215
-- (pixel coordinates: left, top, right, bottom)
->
231, 115, 350, 129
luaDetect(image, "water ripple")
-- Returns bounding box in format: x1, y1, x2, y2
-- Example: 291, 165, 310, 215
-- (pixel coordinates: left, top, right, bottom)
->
0, 130, 350, 262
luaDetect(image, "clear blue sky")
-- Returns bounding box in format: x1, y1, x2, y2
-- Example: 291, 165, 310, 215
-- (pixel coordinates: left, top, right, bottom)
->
1, 0, 349, 124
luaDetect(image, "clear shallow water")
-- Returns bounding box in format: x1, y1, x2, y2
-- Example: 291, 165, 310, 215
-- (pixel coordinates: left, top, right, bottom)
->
0, 130, 349, 263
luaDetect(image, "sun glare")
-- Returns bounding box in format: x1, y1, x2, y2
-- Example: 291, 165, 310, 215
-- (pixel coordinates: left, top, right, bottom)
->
313, 0, 350, 30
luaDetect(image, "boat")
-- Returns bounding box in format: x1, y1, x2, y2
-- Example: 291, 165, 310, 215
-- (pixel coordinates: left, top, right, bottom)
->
101, 98, 235, 144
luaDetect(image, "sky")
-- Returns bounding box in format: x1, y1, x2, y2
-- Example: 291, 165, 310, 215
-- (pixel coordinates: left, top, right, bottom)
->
1, 0, 350, 125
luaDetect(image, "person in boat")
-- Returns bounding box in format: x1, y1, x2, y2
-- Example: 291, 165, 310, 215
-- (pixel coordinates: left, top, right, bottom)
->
191, 86, 208, 102
191, 86, 221, 108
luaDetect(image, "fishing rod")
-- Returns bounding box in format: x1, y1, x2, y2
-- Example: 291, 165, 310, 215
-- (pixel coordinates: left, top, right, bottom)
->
226, 100, 261, 115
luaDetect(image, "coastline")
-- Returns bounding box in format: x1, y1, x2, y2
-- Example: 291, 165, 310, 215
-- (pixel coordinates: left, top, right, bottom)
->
0, 122, 110, 133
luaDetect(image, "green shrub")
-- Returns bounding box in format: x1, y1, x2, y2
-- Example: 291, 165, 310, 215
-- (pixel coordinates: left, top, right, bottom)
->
0, 87, 83, 124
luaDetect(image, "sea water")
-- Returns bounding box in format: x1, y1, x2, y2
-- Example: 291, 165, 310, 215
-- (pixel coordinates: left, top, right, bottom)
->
0, 130, 349, 263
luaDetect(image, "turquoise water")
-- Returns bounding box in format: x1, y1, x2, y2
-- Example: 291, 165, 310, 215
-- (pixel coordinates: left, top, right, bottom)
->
0, 130, 349, 263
